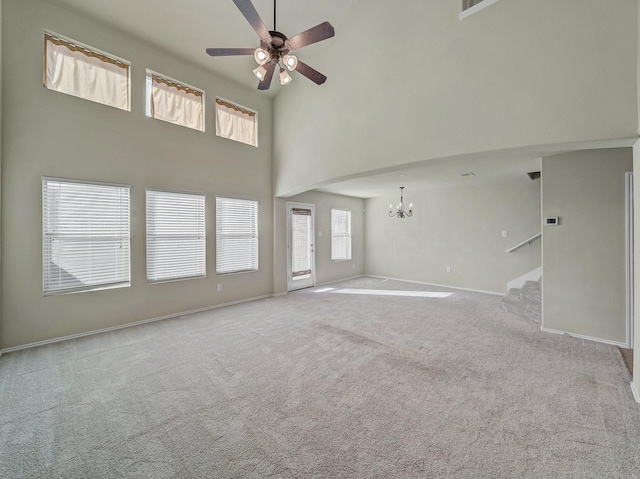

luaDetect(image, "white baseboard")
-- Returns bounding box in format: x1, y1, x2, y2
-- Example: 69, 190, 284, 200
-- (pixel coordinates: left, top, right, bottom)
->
631, 382, 640, 403
0, 294, 273, 356
365, 275, 503, 296
541, 327, 628, 348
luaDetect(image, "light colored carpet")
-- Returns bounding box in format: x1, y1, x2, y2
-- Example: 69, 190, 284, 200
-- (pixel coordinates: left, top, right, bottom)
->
1, 276, 639, 478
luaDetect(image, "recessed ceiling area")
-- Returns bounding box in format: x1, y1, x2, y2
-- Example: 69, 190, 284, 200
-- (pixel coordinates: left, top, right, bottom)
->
314, 154, 542, 198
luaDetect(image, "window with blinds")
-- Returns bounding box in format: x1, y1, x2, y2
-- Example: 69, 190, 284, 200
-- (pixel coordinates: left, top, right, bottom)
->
146, 71, 205, 132
146, 190, 206, 283
215, 98, 257, 147
42, 177, 131, 296
44, 32, 130, 110
331, 208, 352, 261
216, 197, 258, 274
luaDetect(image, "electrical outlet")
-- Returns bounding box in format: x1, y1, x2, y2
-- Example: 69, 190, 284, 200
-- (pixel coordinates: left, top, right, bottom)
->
446, 266, 451, 273
217, 284, 222, 292
502, 231, 508, 237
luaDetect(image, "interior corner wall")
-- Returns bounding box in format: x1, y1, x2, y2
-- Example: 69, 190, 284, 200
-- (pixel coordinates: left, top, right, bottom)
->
1, 0, 273, 349
633, 141, 640, 399
364, 177, 541, 294
0, 0, 3, 353
273, 0, 638, 197
285, 191, 365, 287
541, 148, 632, 345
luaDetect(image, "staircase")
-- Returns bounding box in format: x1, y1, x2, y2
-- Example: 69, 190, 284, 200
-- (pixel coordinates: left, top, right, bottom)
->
501, 279, 541, 323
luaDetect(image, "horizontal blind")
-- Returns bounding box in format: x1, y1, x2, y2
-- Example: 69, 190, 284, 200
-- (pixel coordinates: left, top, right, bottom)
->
331, 209, 352, 261
216, 197, 258, 274
42, 177, 130, 295
146, 190, 206, 282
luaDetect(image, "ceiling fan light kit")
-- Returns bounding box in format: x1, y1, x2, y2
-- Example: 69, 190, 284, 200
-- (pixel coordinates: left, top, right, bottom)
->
279, 68, 292, 85
206, 0, 335, 91
283, 54, 298, 71
254, 48, 270, 65
253, 64, 268, 80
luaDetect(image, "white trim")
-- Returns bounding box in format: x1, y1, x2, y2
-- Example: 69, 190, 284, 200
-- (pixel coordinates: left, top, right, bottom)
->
631, 382, 640, 403
366, 275, 503, 296
541, 327, 628, 348
459, 0, 501, 20
0, 294, 272, 355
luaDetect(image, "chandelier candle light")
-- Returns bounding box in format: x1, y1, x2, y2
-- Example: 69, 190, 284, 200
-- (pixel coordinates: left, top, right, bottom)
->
389, 187, 413, 218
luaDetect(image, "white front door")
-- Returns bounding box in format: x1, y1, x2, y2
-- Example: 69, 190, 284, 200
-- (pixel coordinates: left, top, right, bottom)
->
287, 202, 315, 291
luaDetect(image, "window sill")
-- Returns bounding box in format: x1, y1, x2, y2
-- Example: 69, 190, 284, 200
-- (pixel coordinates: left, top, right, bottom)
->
459, 0, 500, 20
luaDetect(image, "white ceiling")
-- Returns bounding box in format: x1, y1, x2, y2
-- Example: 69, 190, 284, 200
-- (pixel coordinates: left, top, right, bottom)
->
50, 0, 545, 198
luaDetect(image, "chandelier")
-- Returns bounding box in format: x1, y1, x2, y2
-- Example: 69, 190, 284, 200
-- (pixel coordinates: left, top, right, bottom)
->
389, 187, 413, 219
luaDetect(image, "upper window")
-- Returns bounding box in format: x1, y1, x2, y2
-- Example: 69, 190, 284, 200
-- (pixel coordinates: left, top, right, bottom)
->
44, 32, 130, 111
460, 0, 500, 19
216, 197, 259, 274
146, 71, 205, 132
215, 98, 257, 147
331, 209, 352, 261
42, 177, 131, 296
146, 189, 206, 283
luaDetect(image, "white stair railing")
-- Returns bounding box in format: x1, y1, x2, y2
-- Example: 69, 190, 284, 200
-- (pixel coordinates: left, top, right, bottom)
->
506, 232, 541, 253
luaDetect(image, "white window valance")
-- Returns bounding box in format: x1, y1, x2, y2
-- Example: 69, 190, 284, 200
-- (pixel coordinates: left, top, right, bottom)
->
215, 99, 257, 147
44, 33, 130, 110
149, 73, 204, 131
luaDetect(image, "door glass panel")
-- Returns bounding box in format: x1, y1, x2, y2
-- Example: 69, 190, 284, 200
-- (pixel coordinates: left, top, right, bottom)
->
291, 208, 311, 280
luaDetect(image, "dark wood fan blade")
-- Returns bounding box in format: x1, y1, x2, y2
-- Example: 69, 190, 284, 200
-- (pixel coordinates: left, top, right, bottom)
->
285, 21, 335, 51
206, 48, 255, 56
232, 0, 272, 43
294, 60, 327, 85
257, 62, 276, 90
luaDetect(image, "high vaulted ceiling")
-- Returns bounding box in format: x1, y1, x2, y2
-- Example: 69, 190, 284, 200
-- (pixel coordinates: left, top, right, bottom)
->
51, 0, 357, 95
47, 0, 590, 198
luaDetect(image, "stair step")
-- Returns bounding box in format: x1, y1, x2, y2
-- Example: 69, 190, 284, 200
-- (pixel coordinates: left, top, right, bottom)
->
501, 281, 541, 323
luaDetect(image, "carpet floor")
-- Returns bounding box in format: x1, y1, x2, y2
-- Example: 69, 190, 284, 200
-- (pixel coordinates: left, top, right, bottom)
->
1, 276, 639, 478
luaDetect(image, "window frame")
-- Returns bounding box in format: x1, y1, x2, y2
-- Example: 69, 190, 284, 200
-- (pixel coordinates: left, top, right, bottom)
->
42, 176, 131, 296
146, 188, 207, 284
145, 69, 205, 132
215, 196, 259, 275
331, 208, 352, 262
43, 30, 131, 111
459, 0, 501, 20
215, 97, 258, 147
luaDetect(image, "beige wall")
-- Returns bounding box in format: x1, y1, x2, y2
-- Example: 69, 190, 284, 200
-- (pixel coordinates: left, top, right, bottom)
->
541, 149, 632, 345
273, 0, 638, 197
364, 177, 541, 294
280, 191, 365, 287
1, 0, 273, 348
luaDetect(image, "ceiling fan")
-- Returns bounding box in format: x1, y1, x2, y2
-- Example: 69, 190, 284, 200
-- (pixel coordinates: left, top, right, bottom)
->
206, 0, 335, 90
